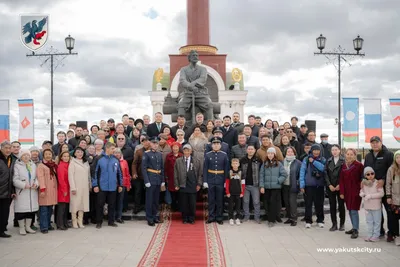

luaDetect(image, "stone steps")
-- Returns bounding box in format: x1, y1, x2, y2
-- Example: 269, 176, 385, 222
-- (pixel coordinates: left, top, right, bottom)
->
121, 195, 331, 221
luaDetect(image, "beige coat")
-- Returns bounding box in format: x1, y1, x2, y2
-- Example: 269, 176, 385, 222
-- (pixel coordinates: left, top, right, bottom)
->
68, 158, 91, 212
386, 166, 400, 206
37, 163, 58, 206
189, 134, 208, 169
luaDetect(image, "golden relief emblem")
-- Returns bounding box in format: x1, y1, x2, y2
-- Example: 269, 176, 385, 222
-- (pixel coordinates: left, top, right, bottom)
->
231, 68, 242, 82
154, 68, 164, 83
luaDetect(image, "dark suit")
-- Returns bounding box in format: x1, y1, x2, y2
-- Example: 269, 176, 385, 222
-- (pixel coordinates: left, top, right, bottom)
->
222, 126, 238, 149
124, 125, 133, 137
246, 136, 260, 150
250, 125, 259, 137
171, 124, 189, 140
146, 122, 168, 138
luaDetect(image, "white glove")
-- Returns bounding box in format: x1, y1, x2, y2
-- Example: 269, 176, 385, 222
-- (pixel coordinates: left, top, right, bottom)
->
145, 183, 151, 188
203, 182, 208, 189
224, 183, 226, 188
161, 182, 165, 187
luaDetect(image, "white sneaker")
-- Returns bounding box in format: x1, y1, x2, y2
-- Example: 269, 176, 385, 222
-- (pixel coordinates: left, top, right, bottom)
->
318, 223, 324, 228
229, 219, 234, 226
395, 237, 400, 246
235, 219, 241, 225
305, 223, 311, 228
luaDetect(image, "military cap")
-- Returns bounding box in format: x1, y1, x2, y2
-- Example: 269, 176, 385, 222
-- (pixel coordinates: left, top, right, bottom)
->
211, 136, 222, 143
212, 127, 223, 134
150, 136, 159, 143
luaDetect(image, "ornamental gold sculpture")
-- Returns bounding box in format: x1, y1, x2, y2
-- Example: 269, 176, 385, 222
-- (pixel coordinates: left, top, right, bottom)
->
231, 68, 242, 83
154, 68, 164, 83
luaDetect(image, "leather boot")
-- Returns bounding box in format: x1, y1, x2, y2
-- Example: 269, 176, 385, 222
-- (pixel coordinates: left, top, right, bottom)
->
329, 223, 338, 232
77, 211, 85, 228
18, 220, 26, 235
25, 219, 36, 234
72, 213, 78, 229
351, 229, 359, 239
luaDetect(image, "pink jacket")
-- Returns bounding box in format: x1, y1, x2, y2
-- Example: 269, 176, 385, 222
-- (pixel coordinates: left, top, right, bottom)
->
359, 180, 384, 210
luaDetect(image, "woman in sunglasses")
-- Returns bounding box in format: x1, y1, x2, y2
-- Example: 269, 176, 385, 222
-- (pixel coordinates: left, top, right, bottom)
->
339, 148, 364, 239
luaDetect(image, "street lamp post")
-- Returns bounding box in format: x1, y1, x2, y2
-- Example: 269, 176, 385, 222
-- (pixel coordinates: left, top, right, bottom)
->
314, 34, 365, 148
27, 35, 78, 143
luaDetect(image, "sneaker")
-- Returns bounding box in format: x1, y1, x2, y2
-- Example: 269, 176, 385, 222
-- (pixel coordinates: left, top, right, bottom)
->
369, 237, 379, 242
387, 234, 394, 242
229, 219, 234, 226
317, 223, 324, 228
305, 223, 311, 229
364, 237, 371, 242
243, 217, 249, 222
268, 222, 275, 227
395, 237, 400, 246
235, 219, 241, 225
255, 219, 261, 224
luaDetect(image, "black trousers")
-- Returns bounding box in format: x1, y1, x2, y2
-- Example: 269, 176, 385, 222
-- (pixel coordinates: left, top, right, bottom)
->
96, 191, 116, 224
15, 212, 35, 220
282, 185, 298, 220
264, 189, 281, 223
56, 203, 69, 228
304, 186, 325, 224
228, 195, 241, 220
381, 195, 395, 235
180, 192, 196, 221
84, 191, 97, 223
327, 189, 345, 226
133, 179, 144, 210
0, 198, 12, 232
390, 210, 400, 236
170, 191, 180, 211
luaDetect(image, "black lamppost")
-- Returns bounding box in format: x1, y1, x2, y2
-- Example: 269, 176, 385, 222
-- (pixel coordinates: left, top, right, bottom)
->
314, 34, 365, 148
27, 35, 78, 143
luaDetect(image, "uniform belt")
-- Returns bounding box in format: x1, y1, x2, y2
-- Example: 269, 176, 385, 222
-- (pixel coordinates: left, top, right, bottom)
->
208, 170, 224, 174
147, 168, 161, 174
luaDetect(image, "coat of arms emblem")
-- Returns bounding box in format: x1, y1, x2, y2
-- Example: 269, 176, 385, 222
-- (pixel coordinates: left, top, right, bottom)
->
20, 15, 49, 51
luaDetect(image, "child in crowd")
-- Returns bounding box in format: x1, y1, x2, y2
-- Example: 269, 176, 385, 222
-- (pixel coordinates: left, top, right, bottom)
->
359, 167, 384, 242
226, 158, 245, 225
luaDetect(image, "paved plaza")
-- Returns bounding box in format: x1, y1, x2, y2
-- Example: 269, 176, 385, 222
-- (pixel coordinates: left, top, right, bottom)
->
0, 209, 398, 267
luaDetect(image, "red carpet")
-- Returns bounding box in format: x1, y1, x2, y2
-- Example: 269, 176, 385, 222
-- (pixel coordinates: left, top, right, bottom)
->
138, 199, 226, 267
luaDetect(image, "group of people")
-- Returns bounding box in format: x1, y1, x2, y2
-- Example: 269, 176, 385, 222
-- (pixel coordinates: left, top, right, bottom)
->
0, 112, 399, 247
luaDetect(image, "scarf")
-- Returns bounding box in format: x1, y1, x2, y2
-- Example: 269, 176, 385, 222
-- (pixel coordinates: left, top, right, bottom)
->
283, 156, 296, 185
362, 178, 375, 187
43, 160, 58, 180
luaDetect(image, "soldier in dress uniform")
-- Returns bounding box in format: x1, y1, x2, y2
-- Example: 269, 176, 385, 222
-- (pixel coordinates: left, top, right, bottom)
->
203, 137, 230, 225
205, 127, 230, 159
142, 137, 165, 226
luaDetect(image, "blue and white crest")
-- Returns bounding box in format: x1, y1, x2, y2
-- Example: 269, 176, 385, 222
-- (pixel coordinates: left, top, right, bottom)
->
20, 14, 49, 51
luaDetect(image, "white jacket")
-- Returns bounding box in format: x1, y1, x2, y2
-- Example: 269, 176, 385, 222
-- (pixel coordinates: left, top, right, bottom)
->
13, 160, 39, 213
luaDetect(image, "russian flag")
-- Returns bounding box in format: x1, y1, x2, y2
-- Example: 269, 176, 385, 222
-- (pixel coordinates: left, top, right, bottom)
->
364, 98, 382, 143
0, 100, 10, 142
389, 99, 400, 142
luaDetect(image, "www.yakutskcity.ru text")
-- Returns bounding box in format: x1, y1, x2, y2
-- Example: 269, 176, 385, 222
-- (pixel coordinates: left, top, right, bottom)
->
317, 247, 381, 254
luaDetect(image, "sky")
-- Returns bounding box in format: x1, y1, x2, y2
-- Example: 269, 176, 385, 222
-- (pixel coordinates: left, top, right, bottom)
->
0, 0, 400, 149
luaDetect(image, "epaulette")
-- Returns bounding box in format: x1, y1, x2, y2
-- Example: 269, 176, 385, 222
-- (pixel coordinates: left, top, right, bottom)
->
145, 150, 151, 153
220, 151, 227, 155
205, 151, 214, 155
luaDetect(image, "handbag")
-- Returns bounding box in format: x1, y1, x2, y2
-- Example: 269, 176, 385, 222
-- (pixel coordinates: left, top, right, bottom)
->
391, 204, 400, 215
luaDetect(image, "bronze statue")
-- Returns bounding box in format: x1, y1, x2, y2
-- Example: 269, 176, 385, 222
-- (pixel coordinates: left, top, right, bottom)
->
178, 50, 213, 124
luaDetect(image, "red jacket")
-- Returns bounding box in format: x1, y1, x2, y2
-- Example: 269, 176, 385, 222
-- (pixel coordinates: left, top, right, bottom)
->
339, 160, 364, 210
119, 159, 131, 189
166, 135, 176, 147
57, 161, 70, 203
164, 152, 183, 191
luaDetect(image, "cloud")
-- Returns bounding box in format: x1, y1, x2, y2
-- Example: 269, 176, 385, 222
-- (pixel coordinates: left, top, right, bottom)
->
0, 0, 399, 149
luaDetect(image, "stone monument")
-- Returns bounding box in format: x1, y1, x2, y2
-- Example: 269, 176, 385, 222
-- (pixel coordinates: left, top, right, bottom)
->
149, 0, 247, 125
